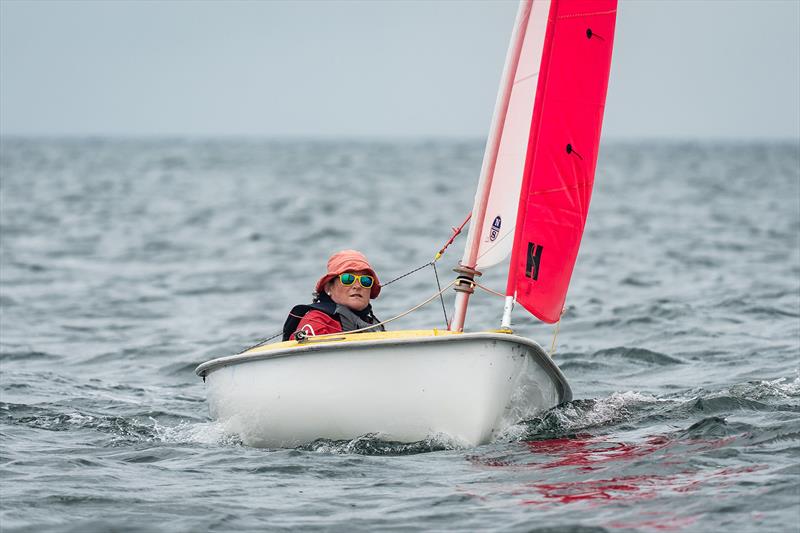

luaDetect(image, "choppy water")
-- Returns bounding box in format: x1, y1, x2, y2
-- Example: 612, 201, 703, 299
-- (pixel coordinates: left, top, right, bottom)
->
1, 138, 798, 532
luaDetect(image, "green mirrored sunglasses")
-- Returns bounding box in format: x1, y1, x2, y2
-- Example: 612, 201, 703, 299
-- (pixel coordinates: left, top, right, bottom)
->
339, 273, 374, 288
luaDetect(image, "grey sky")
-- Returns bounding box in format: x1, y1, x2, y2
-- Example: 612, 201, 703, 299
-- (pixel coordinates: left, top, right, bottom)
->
1, 0, 798, 140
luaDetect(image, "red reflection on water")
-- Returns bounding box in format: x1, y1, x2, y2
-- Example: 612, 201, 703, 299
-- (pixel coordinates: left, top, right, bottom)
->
467, 434, 739, 472
523, 476, 651, 504
521, 463, 764, 507
522, 473, 695, 506
525, 434, 671, 471
465, 433, 765, 531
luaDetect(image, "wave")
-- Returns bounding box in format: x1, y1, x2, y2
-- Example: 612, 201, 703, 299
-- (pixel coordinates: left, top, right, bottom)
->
556, 347, 685, 373
149, 419, 242, 447
499, 392, 664, 442
0, 349, 62, 362
1, 402, 239, 447
504, 374, 800, 444
297, 433, 458, 455
159, 360, 204, 376
589, 347, 685, 366
728, 374, 800, 400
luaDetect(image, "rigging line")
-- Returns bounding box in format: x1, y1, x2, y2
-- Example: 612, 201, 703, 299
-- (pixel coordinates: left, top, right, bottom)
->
381, 261, 434, 287
432, 261, 449, 327
474, 281, 507, 299
238, 330, 283, 354
548, 318, 562, 357
548, 307, 566, 357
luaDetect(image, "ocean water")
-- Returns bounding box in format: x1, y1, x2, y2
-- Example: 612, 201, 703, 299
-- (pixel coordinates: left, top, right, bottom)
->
1, 138, 798, 532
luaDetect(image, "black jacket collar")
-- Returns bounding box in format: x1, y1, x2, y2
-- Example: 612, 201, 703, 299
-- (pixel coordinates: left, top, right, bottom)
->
316, 292, 375, 320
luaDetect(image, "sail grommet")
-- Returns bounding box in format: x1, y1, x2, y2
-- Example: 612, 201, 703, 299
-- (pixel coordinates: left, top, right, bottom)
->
586, 28, 605, 41
566, 144, 584, 160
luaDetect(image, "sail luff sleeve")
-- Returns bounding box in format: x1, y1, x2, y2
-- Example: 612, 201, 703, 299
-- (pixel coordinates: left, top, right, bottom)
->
460, 0, 533, 271
473, 0, 551, 271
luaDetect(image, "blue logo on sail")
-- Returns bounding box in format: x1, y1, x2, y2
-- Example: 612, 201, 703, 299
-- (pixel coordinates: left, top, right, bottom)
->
489, 216, 501, 241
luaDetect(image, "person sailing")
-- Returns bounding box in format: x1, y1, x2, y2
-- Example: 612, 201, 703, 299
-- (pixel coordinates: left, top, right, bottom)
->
282, 250, 385, 341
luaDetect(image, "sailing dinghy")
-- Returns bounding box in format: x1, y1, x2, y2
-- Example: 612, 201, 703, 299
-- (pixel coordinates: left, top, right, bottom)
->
196, 0, 618, 448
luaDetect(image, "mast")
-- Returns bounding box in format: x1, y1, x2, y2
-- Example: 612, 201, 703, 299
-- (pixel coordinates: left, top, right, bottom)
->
450, 0, 533, 332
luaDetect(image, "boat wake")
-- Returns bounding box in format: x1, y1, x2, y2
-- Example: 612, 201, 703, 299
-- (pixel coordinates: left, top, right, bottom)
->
2, 402, 243, 447
297, 432, 465, 455
148, 419, 244, 447
502, 373, 800, 443
498, 391, 664, 443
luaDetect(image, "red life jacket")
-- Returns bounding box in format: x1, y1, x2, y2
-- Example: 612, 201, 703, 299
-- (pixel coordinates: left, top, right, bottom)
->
281, 294, 383, 341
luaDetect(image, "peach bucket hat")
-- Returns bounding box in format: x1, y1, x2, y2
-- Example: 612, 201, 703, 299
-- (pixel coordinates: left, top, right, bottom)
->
315, 249, 381, 299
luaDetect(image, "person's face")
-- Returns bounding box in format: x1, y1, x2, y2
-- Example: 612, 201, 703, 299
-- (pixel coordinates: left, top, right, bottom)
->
326, 270, 372, 311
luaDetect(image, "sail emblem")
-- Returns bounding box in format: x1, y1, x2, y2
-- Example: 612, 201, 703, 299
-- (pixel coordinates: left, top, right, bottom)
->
488, 216, 502, 242
525, 242, 543, 280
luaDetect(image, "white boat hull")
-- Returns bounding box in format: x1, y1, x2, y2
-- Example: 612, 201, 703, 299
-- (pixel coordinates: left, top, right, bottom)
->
196, 331, 571, 448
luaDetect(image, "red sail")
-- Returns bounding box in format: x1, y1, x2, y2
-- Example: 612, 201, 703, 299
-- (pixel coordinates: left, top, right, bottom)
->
506, 0, 618, 323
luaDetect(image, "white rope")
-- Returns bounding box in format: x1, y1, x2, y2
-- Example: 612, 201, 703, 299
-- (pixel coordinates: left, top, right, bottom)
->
548, 307, 567, 357
474, 281, 506, 299
548, 319, 561, 356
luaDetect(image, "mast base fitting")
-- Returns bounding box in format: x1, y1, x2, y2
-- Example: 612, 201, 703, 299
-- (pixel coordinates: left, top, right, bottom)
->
453, 264, 481, 295
453, 265, 482, 278
454, 276, 476, 294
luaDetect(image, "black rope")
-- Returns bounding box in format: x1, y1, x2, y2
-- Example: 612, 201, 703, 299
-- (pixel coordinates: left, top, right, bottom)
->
238, 330, 283, 354
432, 261, 449, 328
380, 261, 434, 287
